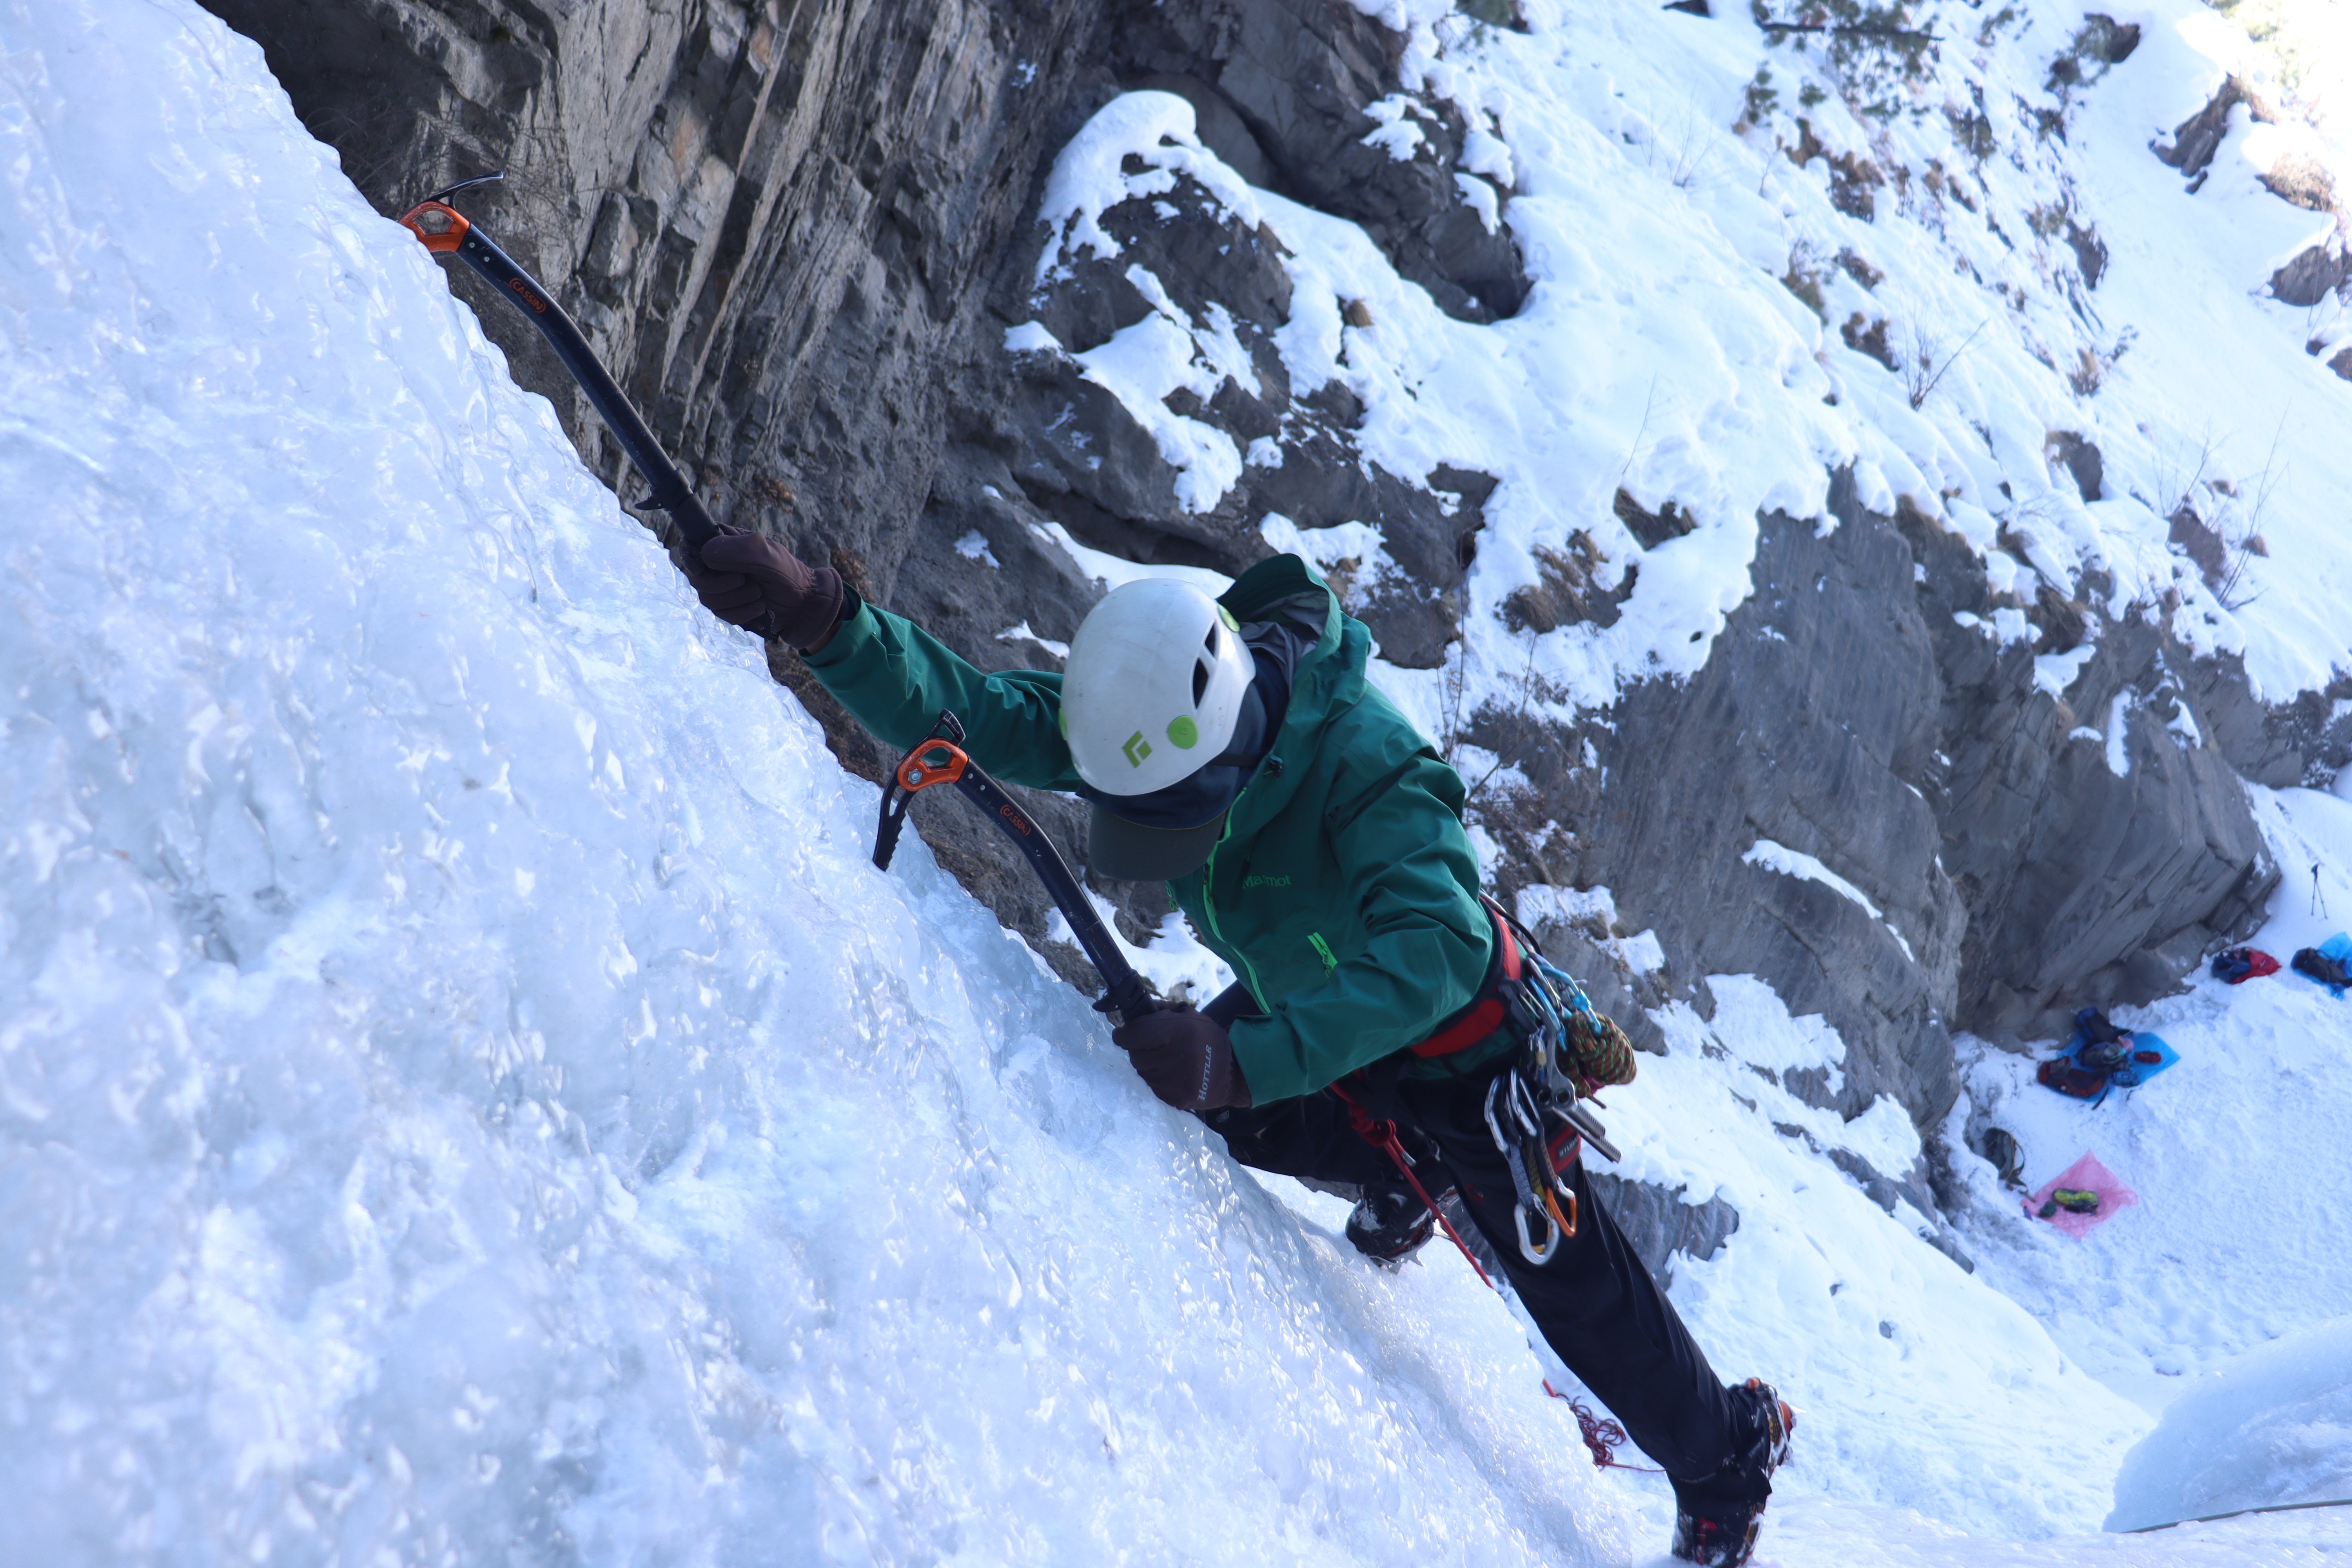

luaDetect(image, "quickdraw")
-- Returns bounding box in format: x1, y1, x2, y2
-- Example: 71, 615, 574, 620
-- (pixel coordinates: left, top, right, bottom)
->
1500, 935, 1627, 1160
1485, 1065, 1580, 1263
1479, 915, 1625, 1263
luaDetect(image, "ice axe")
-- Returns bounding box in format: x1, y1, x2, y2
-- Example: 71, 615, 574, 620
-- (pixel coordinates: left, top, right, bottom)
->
873, 710, 1161, 1025
396, 173, 779, 641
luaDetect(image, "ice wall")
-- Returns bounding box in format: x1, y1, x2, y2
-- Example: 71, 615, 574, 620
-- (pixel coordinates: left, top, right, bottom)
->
2107, 1315, 2352, 1532
0, 2, 1624, 1560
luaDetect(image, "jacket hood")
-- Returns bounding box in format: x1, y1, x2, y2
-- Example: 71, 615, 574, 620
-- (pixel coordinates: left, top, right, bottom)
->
1212, 555, 1367, 841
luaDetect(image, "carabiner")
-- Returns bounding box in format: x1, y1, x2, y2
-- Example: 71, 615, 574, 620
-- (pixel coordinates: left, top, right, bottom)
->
1490, 1073, 1578, 1264
1514, 1198, 1561, 1265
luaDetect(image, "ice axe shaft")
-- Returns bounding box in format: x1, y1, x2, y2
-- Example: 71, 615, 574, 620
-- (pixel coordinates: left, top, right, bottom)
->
397, 176, 777, 638
875, 711, 1160, 1025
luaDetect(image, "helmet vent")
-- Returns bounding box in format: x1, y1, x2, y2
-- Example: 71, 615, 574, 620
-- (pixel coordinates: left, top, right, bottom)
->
1191, 657, 1210, 705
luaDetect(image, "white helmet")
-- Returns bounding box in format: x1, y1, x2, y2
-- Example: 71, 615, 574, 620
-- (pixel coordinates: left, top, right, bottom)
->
1063, 579, 1255, 795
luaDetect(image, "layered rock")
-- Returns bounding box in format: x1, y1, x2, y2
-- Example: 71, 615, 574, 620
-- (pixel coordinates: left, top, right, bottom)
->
202, 0, 1524, 970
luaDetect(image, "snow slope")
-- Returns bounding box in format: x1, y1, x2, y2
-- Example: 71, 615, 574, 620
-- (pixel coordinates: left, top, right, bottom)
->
1320, 0, 2352, 715
1016, 0, 2352, 793
7, 0, 2352, 1564
1951, 785, 2352, 1411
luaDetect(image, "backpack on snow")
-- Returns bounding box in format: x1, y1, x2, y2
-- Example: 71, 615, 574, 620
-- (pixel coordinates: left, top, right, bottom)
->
2210, 946, 2281, 984
1975, 1126, 2027, 1190
2036, 1009, 2164, 1104
2071, 1009, 2133, 1073
2292, 946, 2352, 994
2037, 1057, 2114, 1101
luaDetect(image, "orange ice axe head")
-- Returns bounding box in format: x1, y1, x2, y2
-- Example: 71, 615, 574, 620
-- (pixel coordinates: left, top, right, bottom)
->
398, 200, 470, 254
397, 172, 503, 254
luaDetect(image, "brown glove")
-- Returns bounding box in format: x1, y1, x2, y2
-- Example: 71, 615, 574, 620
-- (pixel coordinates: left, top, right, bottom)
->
678, 524, 844, 650
1113, 1004, 1252, 1110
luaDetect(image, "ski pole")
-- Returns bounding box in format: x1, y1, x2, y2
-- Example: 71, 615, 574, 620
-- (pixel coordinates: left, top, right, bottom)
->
873, 711, 1160, 1024
396, 174, 779, 641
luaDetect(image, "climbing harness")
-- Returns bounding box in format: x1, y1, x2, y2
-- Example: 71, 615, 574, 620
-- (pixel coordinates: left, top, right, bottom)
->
1328, 1080, 1644, 1470
1339, 900, 1625, 1266
1328, 902, 1655, 1467
872, 710, 1159, 1024
1482, 901, 1628, 1260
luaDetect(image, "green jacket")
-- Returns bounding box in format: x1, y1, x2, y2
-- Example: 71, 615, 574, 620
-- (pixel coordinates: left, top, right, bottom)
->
804, 554, 1510, 1102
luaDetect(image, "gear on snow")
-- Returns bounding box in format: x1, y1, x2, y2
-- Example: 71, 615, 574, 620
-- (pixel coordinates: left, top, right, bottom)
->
2292, 938, 2352, 994
2036, 1008, 2178, 1103
2039, 1187, 2102, 1217
2210, 946, 2281, 984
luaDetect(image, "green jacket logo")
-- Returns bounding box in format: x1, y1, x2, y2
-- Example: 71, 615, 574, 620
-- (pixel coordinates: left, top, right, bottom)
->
1243, 875, 1290, 888
1122, 730, 1151, 768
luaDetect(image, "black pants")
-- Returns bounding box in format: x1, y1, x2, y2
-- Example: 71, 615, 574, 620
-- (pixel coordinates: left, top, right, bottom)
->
1204, 1077, 1755, 1503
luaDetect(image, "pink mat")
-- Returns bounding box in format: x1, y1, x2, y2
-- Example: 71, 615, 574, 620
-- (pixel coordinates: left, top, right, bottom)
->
2024, 1151, 2139, 1238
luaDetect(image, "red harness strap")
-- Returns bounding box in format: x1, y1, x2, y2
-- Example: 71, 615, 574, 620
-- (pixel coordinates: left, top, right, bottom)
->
1334, 906, 1658, 1472
1408, 906, 1523, 1058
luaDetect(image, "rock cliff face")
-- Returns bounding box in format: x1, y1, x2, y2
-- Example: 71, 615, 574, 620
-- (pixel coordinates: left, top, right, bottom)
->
200, 0, 1522, 978
205, 0, 2342, 1241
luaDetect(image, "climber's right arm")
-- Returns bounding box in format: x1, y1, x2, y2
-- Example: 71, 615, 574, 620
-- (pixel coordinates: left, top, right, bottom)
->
678, 529, 1082, 793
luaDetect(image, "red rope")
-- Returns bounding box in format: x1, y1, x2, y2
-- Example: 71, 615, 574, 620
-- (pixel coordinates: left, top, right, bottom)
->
1545, 1382, 1664, 1472
1329, 1084, 1493, 1289
1330, 1081, 1664, 1475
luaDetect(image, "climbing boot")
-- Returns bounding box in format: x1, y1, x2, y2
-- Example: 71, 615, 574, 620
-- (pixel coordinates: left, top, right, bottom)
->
1344, 1181, 1436, 1267
1670, 1379, 1794, 1567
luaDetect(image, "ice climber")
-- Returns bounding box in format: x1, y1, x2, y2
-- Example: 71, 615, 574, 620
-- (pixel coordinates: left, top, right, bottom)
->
679, 532, 1795, 1565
